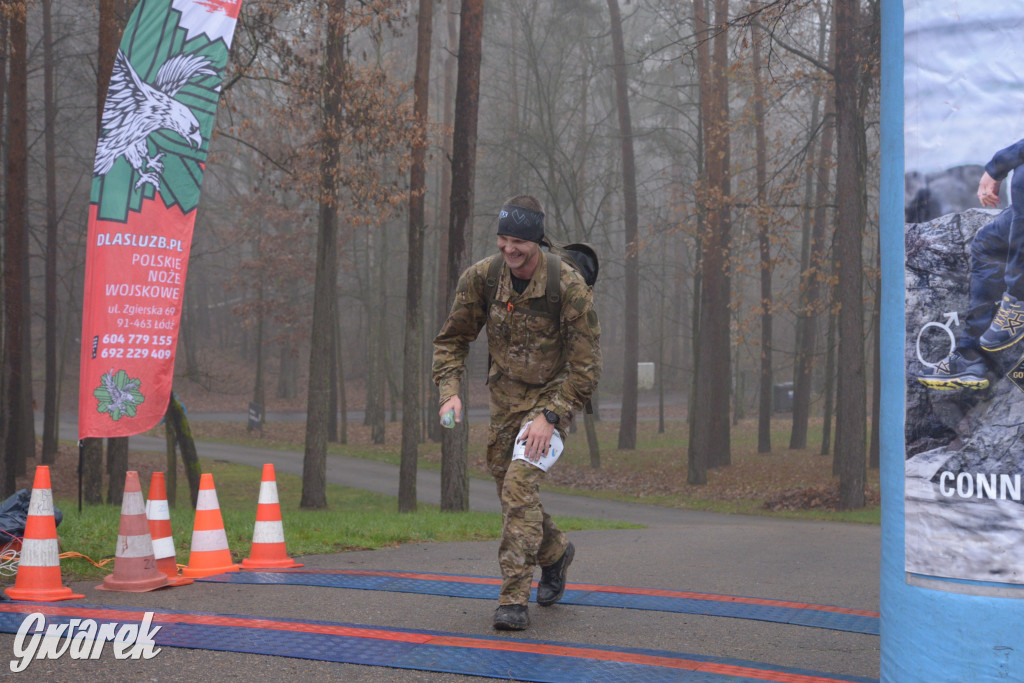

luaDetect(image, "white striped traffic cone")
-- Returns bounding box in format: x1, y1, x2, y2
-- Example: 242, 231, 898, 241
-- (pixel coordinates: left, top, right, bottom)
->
241, 463, 302, 569
182, 473, 240, 578
97, 470, 169, 592
5, 466, 84, 601
146, 472, 192, 586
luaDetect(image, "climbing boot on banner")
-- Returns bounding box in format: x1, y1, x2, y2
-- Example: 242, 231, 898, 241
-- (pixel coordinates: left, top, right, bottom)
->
981, 293, 1024, 352
492, 604, 529, 631
536, 542, 574, 606
916, 349, 989, 390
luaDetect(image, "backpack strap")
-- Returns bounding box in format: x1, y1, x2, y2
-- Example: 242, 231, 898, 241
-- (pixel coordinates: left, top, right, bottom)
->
484, 254, 504, 310
483, 253, 562, 320
543, 253, 562, 323
483, 255, 503, 386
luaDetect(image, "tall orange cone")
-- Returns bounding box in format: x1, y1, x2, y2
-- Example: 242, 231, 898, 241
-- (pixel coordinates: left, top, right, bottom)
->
241, 464, 302, 569
97, 471, 169, 592
182, 473, 240, 578
5, 466, 84, 601
145, 472, 192, 587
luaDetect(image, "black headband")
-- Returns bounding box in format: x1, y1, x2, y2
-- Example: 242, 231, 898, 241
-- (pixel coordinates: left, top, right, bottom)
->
497, 204, 545, 243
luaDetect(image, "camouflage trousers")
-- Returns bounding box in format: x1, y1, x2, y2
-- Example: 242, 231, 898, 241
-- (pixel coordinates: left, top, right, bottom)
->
487, 375, 570, 606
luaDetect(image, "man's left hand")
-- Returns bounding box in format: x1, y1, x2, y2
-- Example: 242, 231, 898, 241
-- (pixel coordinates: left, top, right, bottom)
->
519, 418, 555, 462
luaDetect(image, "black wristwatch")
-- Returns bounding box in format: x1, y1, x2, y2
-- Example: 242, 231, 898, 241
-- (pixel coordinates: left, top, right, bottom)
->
542, 409, 560, 425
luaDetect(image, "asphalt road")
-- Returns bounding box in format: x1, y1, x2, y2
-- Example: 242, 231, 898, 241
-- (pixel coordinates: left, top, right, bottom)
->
3, 417, 881, 681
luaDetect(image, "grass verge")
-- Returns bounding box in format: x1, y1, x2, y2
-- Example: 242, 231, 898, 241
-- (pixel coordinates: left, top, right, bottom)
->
47, 459, 636, 582
171, 417, 881, 525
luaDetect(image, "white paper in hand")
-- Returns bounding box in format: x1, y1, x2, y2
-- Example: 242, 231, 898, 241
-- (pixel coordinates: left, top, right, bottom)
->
511, 421, 563, 472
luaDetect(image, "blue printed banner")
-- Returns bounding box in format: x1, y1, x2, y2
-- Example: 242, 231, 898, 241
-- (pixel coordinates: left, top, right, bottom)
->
905, 0, 1024, 589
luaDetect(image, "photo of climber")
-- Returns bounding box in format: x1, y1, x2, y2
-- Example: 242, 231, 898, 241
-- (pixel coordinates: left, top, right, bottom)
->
904, 2, 1024, 589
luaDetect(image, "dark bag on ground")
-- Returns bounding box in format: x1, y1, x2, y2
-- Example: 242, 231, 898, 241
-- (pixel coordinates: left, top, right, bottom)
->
0, 489, 62, 539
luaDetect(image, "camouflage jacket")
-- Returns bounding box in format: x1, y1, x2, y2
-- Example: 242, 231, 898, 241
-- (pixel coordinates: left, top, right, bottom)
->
432, 250, 602, 420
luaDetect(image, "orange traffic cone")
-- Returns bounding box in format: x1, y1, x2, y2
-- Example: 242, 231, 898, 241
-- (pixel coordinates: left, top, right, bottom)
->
182, 473, 240, 578
241, 464, 302, 569
5, 466, 84, 601
146, 472, 192, 587
97, 471, 169, 592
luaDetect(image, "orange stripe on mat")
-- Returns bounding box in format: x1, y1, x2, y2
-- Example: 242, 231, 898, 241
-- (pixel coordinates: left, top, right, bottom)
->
0, 603, 861, 683
264, 568, 879, 618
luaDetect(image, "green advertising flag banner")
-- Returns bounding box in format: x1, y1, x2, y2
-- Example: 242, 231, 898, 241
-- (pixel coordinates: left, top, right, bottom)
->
78, 0, 242, 438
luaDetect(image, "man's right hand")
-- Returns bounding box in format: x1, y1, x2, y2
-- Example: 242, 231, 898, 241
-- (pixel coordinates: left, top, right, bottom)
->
979, 172, 1002, 208
439, 396, 462, 425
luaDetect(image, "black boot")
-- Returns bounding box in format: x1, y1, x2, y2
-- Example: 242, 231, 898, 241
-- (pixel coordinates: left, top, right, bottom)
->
493, 604, 529, 631
536, 542, 574, 606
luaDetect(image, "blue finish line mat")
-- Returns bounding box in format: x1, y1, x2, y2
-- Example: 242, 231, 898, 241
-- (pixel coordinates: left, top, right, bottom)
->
199, 568, 880, 636
0, 602, 876, 682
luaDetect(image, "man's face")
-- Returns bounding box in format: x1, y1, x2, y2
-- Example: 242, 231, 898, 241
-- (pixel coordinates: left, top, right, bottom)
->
497, 235, 540, 275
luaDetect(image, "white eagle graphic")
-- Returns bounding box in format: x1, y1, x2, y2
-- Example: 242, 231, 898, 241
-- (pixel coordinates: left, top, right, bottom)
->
94, 49, 216, 191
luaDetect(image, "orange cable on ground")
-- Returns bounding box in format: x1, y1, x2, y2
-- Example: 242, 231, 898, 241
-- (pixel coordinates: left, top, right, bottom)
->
58, 552, 113, 570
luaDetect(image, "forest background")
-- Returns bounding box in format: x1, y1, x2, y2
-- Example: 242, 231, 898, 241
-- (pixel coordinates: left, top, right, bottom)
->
0, 0, 880, 513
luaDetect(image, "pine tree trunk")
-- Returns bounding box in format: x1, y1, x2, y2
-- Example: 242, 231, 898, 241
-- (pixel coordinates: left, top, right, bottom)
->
369, 233, 388, 445
440, 0, 483, 512
3, 0, 31, 494
182, 282, 200, 382
41, 0, 59, 464
791, 98, 835, 450
822, 305, 837, 457
166, 395, 200, 509
585, 410, 600, 469
328, 297, 338, 442
336, 305, 347, 444
870, 250, 881, 470
302, 0, 346, 510
106, 437, 128, 505
833, 0, 867, 510
752, 13, 772, 454
303, 198, 335, 508
733, 347, 744, 426
427, 0, 459, 447
250, 284, 265, 434
658, 245, 667, 435
607, 0, 639, 451
687, 252, 704, 484
82, 438, 104, 505
277, 344, 297, 399
400, 0, 434, 513
689, 0, 732, 477
789, 11, 833, 451
164, 417, 177, 507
